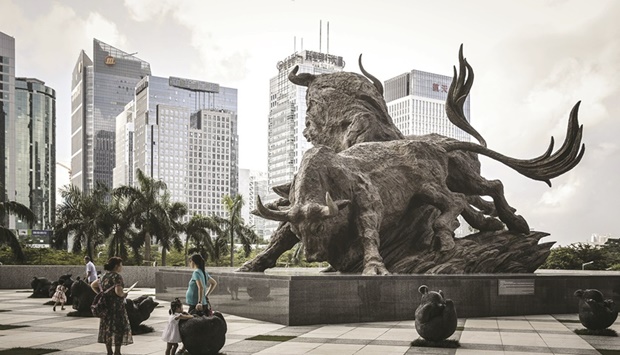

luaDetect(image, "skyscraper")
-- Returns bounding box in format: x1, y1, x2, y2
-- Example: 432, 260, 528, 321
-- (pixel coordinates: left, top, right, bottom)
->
71, 39, 151, 192
1, 32, 56, 231
114, 75, 239, 221
384, 70, 470, 141
238, 169, 268, 237
266, 50, 345, 235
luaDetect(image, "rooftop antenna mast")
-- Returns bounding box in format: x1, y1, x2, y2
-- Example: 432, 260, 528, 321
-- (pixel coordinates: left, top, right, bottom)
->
327, 21, 330, 55
294, 36, 297, 53
319, 20, 322, 53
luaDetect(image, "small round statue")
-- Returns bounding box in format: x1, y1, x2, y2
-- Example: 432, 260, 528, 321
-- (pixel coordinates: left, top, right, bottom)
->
574, 289, 618, 330
414, 285, 458, 341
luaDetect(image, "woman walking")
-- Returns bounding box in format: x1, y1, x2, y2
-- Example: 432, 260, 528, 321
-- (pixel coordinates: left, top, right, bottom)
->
91, 257, 133, 355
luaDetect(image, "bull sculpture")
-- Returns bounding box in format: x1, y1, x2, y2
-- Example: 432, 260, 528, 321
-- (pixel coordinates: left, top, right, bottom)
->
244, 45, 585, 275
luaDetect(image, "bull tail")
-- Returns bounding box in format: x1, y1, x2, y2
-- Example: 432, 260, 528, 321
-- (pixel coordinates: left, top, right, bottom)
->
446, 44, 487, 147
444, 101, 586, 187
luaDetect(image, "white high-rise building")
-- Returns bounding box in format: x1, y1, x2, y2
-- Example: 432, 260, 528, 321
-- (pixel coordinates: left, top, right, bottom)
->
265, 50, 345, 235
238, 169, 268, 238
114, 75, 238, 222
384, 70, 470, 141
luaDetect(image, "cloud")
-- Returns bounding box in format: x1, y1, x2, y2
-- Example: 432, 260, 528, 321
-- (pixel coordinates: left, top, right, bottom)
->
122, 0, 250, 82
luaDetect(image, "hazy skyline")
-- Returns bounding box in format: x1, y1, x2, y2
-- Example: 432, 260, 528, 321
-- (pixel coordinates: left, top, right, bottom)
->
1, 0, 618, 246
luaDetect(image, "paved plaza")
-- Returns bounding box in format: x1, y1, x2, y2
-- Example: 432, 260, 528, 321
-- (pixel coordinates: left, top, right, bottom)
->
0, 288, 619, 355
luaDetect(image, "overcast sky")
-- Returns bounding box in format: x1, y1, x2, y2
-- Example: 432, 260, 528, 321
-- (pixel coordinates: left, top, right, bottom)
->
1, 0, 618, 246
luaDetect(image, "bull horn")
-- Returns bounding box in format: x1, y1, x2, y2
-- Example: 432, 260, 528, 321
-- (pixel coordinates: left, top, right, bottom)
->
252, 195, 289, 222
358, 54, 384, 95
321, 192, 339, 217
288, 65, 316, 87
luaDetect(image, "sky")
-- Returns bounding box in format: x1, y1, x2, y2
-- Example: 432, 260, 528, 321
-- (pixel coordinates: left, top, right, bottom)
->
1, 0, 618, 247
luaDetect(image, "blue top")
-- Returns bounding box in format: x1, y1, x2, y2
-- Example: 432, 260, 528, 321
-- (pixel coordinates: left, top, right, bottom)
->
186, 269, 209, 306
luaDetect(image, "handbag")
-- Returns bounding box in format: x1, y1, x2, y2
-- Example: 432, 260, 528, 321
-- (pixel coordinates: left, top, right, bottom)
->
91, 284, 116, 318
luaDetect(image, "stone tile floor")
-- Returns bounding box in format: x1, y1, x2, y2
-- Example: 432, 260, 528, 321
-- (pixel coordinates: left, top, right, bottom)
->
0, 289, 619, 354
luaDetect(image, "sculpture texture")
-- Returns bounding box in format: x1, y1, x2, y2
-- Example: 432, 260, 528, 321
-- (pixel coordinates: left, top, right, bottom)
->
414, 285, 457, 341
179, 311, 227, 355
243, 45, 585, 275
574, 289, 618, 330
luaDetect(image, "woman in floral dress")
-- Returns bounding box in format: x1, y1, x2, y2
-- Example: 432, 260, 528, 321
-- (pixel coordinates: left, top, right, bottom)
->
91, 257, 133, 355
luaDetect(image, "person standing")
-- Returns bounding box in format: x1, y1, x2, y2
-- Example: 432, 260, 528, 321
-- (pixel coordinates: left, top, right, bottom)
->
176, 254, 217, 355
85, 256, 97, 284
91, 257, 133, 355
162, 298, 194, 355
186, 254, 217, 313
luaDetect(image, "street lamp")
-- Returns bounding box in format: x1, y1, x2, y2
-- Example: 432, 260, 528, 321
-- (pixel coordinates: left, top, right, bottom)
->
582, 261, 594, 270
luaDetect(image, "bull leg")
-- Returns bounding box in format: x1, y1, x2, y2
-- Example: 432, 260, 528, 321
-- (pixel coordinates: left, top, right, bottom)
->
237, 222, 299, 272
461, 204, 504, 231
466, 195, 496, 216
417, 184, 470, 251
357, 212, 389, 276
467, 178, 529, 233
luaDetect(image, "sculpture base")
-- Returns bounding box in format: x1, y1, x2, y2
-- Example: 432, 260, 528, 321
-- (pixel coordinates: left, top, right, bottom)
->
155, 268, 620, 326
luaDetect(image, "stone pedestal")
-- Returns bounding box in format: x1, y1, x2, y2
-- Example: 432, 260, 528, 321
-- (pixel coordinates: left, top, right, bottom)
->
156, 268, 620, 326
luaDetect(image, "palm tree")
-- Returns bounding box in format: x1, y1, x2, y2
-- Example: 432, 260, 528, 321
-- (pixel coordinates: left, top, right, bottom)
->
114, 169, 177, 264
216, 194, 258, 267
183, 214, 221, 265
53, 183, 110, 260
106, 197, 136, 261
156, 192, 187, 266
0, 189, 36, 262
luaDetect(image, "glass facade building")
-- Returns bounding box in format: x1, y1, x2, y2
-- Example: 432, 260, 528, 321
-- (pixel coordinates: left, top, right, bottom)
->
114, 75, 239, 222
71, 39, 151, 192
265, 50, 345, 235
385, 69, 471, 141
1, 32, 56, 231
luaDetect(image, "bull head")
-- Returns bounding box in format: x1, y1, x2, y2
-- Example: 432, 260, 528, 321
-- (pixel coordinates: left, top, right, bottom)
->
288, 66, 316, 87
252, 192, 351, 222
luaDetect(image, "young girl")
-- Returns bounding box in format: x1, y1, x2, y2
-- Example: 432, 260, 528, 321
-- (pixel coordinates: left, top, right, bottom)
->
162, 298, 194, 355
51, 284, 67, 312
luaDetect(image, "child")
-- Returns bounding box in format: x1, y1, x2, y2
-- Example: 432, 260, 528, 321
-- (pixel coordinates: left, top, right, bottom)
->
51, 284, 67, 312
162, 298, 194, 355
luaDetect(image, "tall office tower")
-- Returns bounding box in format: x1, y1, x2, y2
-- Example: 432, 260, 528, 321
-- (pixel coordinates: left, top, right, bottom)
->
265, 50, 345, 235
114, 75, 238, 222
247, 170, 268, 238
0, 32, 15, 224
14, 78, 56, 230
71, 39, 151, 192
384, 70, 470, 141
1, 32, 56, 231
238, 169, 268, 237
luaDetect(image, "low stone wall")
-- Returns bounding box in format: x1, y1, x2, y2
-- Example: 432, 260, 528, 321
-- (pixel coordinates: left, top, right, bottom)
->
0, 265, 161, 289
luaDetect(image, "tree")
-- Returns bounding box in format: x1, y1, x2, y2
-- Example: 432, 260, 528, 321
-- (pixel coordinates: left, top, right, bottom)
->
183, 214, 221, 265
105, 197, 136, 261
114, 169, 180, 264
0, 189, 36, 262
156, 193, 187, 266
215, 194, 258, 267
53, 183, 111, 260
541, 243, 608, 270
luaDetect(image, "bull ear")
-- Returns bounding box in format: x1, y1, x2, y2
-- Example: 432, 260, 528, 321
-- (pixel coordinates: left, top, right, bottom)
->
574, 289, 583, 298
336, 199, 351, 210
272, 183, 291, 199
418, 285, 428, 294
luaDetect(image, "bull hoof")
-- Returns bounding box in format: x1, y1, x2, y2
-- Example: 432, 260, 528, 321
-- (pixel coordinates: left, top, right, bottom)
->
363, 262, 389, 275
508, 215, 530, 234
